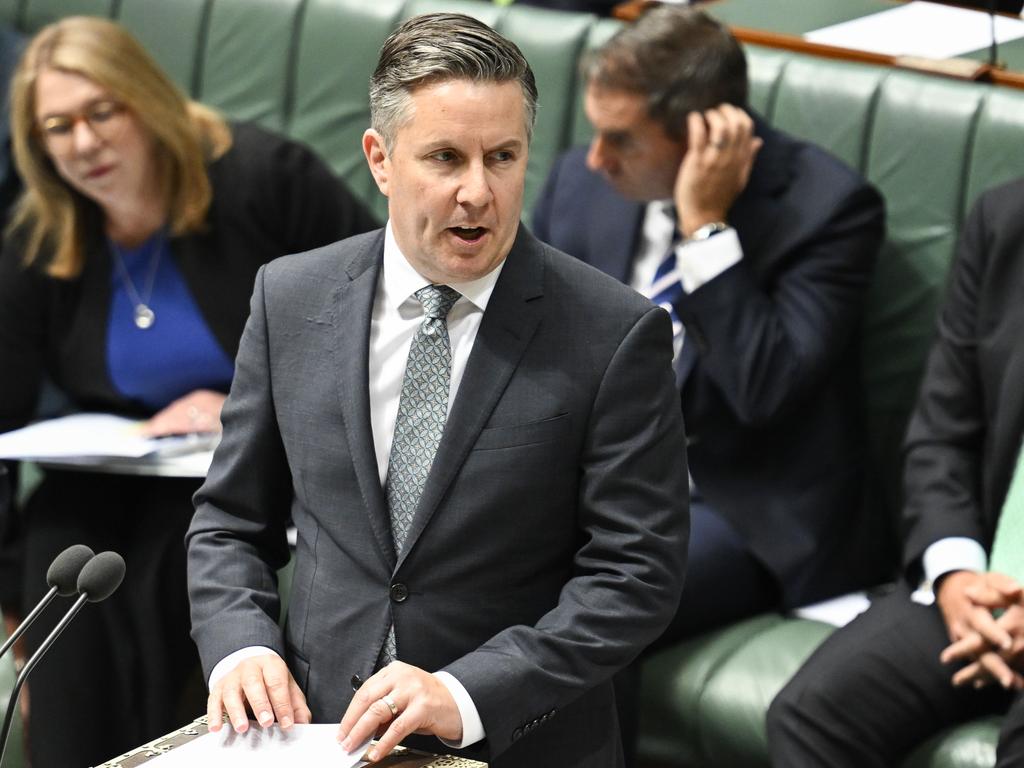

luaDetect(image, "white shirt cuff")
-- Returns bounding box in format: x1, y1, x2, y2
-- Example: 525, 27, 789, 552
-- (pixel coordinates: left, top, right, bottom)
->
433, 670, 485, 748
911, 537, 988, 605
675, 227, 742, 293
208, 646, 280, 689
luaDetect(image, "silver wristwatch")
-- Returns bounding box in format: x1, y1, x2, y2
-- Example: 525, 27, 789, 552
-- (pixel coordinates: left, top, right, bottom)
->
686, 221, 730, 242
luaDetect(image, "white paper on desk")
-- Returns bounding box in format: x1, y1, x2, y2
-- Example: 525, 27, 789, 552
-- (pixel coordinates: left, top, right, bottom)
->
805, 2, 1024, 60
144, 724, 373, 767
0, 413, 216, 460
792, 591, 871, 627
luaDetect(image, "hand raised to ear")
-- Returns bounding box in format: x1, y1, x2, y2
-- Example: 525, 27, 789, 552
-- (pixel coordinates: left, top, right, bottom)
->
674, 104, 762, 239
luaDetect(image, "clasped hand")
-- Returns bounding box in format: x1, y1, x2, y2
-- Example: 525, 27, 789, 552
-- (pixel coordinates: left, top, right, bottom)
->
937, 570, 1024, 690
208, 654, 462, 763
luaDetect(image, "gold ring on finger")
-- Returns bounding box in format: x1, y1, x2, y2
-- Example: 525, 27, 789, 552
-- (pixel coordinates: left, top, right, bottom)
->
381, 694, 399, 718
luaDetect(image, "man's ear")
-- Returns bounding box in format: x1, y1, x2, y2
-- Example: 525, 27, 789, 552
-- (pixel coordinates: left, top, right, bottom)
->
362, 129, 390, 197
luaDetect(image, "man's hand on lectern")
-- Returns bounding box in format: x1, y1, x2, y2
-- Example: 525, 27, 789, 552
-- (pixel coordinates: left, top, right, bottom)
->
338, 661, 463, 762
207, 652, 312, 733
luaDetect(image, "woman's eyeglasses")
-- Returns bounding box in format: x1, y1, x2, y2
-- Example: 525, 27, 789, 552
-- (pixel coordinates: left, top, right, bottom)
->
38, 100, 127, 153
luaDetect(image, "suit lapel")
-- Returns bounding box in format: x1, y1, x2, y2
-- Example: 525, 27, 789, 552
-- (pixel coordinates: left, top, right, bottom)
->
588, 185, 644, 284
395, 226, 545, 569
331, 232, 397, 567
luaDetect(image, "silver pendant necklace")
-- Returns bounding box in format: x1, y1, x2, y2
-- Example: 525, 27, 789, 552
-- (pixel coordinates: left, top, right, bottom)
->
111, 238, 162, 330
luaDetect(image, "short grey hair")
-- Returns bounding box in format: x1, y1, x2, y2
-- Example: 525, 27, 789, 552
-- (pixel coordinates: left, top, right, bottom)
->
369, 13, 538, 151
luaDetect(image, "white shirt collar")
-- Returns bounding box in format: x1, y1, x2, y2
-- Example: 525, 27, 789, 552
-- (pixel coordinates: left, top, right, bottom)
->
382, 221, 505, 315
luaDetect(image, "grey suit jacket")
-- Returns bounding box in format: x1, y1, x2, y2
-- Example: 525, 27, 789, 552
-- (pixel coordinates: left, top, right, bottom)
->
186, 225, 689, 767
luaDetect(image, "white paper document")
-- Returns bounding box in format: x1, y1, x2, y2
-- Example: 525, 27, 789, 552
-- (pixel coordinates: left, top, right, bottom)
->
0, 413, 217, 460
792, 591, 871, 627
805, 2, 1024, 60
144, 723, 373, 767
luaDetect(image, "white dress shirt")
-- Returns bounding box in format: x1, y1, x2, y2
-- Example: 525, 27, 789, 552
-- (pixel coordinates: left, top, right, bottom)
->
628, 200, 743, 296
210, 222, 501, 748
911, 537, 989, 605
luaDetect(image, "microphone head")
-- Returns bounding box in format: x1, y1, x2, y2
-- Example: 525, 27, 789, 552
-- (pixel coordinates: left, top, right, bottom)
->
76, 551, 126, 603
45, 544, 96, 596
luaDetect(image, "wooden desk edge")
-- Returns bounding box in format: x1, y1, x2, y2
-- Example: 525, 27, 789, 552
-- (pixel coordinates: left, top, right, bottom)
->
613, 0, 1024, 89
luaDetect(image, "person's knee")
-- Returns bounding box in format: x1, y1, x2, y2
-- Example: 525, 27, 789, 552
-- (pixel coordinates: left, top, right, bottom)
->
766, 676, 806, 750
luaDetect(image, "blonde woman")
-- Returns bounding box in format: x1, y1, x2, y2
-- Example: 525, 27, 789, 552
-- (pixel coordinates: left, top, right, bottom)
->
0, 16, 376, 767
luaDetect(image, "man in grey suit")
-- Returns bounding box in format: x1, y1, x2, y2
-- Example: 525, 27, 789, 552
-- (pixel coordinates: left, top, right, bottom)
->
186, 13, 688, 767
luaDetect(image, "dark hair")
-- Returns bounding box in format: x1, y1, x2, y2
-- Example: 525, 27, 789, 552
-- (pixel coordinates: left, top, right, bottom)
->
369, 12, 538, 150
582, 6, 747, 140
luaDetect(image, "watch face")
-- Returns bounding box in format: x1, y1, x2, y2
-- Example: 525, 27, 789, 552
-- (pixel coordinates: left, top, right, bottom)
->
690, 222, 728, 241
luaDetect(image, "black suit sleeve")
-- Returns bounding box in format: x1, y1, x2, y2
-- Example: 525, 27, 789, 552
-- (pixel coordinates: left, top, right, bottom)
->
677, 182, 883, 427
901, 194, 992, 574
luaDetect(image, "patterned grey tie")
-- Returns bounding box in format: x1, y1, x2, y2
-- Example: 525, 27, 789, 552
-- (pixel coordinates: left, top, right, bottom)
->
380, 283, 461, 665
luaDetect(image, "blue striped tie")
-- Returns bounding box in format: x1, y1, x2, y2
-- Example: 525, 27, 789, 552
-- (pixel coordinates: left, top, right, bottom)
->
645, 208, 684, 345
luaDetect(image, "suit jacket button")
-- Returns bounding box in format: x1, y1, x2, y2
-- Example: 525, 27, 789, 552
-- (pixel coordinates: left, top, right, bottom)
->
512, 727, 523, 741
390, 583, 409, 602
351, 674, 364, 691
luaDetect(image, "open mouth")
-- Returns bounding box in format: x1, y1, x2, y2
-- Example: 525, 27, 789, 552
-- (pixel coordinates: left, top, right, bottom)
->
449, 226, 487, 242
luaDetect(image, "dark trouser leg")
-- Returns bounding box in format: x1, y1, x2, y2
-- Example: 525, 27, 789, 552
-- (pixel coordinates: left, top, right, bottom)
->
996, 691, 1024, 767
22, 472, 204, 768
618, 501, 777, 767
767, 584, 1011, 767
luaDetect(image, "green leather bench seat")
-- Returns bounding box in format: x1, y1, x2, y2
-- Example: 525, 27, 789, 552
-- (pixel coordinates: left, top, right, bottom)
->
4, 1, 1024, 765
640, 615, 1003, 768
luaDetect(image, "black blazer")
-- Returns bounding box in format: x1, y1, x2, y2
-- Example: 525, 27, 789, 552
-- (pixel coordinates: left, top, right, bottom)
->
0, 122, 378, 432
533, 120, 887, 607
902, 178, 1024, 576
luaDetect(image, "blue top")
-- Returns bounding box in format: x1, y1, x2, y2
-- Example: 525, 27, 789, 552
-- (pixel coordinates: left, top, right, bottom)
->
106, 232, 235, 411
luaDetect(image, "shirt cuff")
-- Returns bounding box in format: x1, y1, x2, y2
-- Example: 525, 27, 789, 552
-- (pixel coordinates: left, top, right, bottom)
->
675, 227, 742, 293
910, 537, 988, 606
208, 646, 280, 690
433, 670, 485, 748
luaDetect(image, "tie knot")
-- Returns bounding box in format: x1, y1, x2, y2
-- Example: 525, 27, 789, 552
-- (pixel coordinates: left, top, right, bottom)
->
415, 284, 461, 321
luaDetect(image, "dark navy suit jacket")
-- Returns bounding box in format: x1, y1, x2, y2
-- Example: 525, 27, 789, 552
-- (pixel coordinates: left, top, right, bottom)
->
533, 120, 888, 607
902, 178, 1024, 578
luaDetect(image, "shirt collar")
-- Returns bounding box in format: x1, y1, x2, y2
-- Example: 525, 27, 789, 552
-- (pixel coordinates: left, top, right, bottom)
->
382, 221, 505, 314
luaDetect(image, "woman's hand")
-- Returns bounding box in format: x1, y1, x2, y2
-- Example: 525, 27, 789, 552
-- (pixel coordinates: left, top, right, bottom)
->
141, 389, 227, 436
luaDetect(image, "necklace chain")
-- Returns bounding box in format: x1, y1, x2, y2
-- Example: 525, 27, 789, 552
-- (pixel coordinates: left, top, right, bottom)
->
111, 237, 162, 329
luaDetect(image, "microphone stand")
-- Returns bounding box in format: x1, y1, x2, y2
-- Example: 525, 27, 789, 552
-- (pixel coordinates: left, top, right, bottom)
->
989, 0, 1000, 70
0, 585, 59, 660
0, 592, 90, 765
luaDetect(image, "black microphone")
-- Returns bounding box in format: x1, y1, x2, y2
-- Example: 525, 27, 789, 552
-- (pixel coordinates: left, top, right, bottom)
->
0, 551, 125, 765
0, 544, 94, 661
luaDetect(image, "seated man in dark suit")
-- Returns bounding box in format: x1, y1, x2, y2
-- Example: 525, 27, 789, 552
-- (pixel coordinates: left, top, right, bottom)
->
767, 179, 1024, 766
534, 4, 886, 645
533, 11, 885, 758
